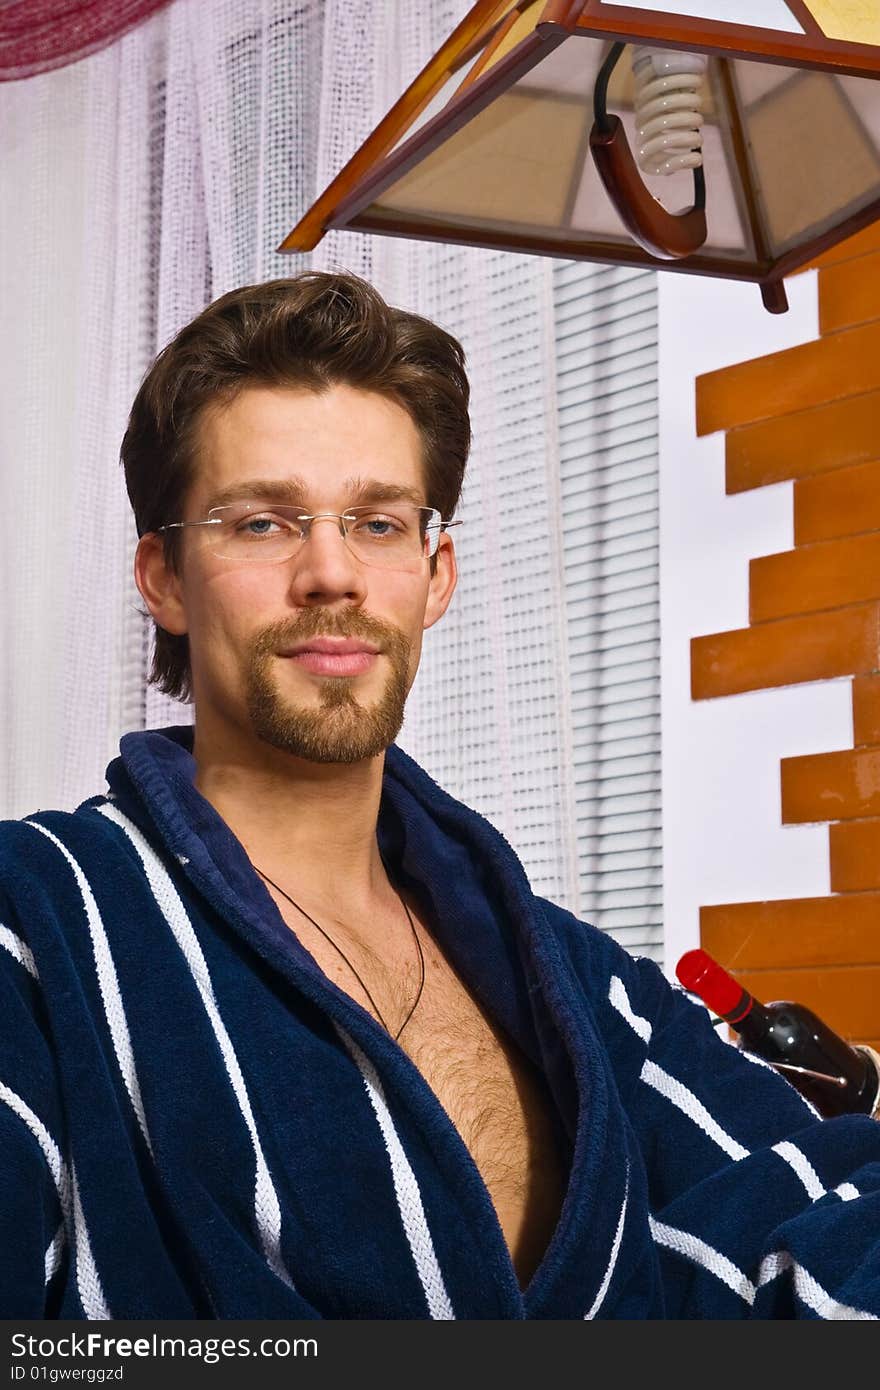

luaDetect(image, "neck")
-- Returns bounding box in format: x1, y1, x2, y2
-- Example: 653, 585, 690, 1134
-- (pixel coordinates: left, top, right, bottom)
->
192, 721, 390, 915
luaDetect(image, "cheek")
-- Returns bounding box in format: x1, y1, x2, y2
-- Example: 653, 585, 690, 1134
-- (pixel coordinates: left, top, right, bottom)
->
185, 566, 282, 661
392, 582, 429, 684
389, 577, 430, 640
207, 562, 282, 613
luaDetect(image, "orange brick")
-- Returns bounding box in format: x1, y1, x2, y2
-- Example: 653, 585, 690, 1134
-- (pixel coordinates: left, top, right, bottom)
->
701, 892, 880, 969
781, 746, 880, 823
801, 221, 880, 274
854, 674, 880, 744
726, 391, 880, 494
794, 460, 880, 544
732, 967, 880, 1042
691, 602, 880, 700
819, 253, 880, 334
697, 321, 880, 437
749, 533, 880, 623
830, 818, 880, 892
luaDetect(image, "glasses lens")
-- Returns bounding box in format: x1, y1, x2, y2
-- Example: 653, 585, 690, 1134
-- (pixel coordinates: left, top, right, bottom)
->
208, 503, 441, 570
208, 504, 300, 562
343, 505, 439, 569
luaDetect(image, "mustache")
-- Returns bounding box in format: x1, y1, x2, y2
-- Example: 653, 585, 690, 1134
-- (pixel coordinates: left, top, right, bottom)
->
251, 609, 407, 660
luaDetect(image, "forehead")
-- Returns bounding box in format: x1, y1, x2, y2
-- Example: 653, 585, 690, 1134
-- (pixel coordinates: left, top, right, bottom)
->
191, 382, 426, 505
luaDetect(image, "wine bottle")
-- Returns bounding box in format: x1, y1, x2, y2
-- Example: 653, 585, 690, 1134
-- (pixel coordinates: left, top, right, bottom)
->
675, 948, 880, 1119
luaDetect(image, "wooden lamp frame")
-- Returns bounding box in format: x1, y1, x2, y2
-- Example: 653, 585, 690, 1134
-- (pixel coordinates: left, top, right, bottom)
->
278, 1, 880, 311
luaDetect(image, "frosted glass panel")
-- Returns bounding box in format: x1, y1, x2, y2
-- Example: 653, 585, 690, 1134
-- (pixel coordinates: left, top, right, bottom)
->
376, 90, 588, 225
604, 0, 803, 31
804, 1, 880, 44
743, 69, 880, 253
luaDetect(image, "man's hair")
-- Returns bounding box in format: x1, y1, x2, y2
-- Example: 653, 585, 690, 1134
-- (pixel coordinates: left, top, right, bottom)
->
121, 272, 471, 702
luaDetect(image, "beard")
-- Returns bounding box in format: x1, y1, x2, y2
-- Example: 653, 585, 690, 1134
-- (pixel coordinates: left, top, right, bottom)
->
243, 609, 412, 764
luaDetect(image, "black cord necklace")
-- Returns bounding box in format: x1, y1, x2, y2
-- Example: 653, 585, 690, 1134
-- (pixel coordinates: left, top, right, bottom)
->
254, 864, 426, 1041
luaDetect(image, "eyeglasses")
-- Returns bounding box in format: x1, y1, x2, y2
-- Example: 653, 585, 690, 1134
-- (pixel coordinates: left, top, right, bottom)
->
157, 501, 461, 573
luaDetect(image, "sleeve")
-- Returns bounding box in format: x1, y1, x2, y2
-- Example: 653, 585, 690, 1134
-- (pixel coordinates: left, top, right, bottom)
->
0, 902, 68, 1317
609, 947, 880, 1318
542, 901, 880, 1320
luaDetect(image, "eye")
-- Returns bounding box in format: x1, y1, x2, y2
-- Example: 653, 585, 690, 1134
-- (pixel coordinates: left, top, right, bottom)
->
235, 513, 290, 538
352, 511, 405, 538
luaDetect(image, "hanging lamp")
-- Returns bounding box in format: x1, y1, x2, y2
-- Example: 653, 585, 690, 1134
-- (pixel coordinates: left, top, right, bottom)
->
279, 1, 880, 312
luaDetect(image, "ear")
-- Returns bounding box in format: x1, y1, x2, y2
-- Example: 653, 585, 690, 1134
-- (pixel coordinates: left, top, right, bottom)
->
423, 532, 457, 631
134, 533, 188, 637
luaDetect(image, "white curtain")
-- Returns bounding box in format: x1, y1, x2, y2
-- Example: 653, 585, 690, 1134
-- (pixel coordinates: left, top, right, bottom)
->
0, 0, 581, 911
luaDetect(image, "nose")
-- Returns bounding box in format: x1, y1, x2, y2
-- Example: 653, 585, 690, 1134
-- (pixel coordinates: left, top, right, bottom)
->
285, 513, 368, 609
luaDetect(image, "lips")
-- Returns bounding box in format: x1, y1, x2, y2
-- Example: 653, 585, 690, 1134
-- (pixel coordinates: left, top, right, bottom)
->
283, 638, 380, 656
279, 636, 380, 677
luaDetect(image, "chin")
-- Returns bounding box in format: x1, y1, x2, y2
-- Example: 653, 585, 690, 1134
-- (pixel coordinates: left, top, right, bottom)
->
247, 680, 405, 765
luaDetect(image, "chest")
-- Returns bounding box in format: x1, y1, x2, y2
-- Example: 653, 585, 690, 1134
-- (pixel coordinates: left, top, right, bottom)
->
274, 896, 571, 1289
400, 941, 570, 1286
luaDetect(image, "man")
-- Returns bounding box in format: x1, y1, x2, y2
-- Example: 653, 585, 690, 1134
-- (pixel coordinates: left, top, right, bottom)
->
2, 272, 879, 1320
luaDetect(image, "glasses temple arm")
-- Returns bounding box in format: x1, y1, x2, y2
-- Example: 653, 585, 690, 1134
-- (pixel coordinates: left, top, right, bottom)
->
156, 518, 223, 533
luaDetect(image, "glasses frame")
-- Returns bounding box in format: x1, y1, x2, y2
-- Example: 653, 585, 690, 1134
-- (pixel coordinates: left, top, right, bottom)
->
156, 502, 462, 566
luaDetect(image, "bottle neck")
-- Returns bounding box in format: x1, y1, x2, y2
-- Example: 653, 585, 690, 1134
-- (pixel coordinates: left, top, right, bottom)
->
722, 987, 764, 1027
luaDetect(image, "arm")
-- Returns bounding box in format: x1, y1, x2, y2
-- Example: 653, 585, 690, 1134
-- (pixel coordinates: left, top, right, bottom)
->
0, 925, 68, 1317
545, 904, 880, 1318
618, 952, 880, 1317
0, 1094, 66, 1316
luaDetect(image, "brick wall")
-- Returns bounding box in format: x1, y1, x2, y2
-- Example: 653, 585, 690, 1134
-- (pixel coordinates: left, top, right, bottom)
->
690, 224, 880, 1050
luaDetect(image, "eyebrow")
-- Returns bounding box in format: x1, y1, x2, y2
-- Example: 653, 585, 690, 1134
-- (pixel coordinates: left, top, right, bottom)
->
203, 476, 426, 511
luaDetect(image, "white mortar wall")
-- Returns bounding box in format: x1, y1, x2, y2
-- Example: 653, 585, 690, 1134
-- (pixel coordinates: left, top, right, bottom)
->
657, 268, 853, 980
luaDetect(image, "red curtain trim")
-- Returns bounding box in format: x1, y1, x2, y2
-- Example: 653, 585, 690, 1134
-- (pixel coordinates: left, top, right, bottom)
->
0, 0, 175, 82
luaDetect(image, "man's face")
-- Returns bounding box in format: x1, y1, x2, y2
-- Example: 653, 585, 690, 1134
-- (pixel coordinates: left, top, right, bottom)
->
144, 382, 457, 764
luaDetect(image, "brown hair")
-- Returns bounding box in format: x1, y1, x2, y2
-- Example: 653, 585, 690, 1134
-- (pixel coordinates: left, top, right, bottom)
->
121, 272, 471, 702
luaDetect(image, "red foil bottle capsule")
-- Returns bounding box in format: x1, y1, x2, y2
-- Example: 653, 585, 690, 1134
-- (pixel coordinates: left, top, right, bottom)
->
676, 948, 880, 1119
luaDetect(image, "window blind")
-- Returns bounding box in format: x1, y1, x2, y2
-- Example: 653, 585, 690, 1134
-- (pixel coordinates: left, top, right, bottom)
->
553, 261, 663, 962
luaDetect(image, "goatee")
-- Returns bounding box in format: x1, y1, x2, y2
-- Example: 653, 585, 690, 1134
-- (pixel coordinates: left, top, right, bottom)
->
244, 611, 412, 763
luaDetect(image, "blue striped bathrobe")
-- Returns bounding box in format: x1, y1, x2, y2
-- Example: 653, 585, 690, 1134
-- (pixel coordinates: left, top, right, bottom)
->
2, 725, 880, 1319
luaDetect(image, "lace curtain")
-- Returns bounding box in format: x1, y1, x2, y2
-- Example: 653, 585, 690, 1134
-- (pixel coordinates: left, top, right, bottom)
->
0, 0, 580, 911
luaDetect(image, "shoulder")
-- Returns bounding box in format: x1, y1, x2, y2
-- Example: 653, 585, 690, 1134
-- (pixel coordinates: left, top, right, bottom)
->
535, 895, 675, 1023
0, 797, 154, 1083
0, 796, 135, 876
0, 797, 151, 963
